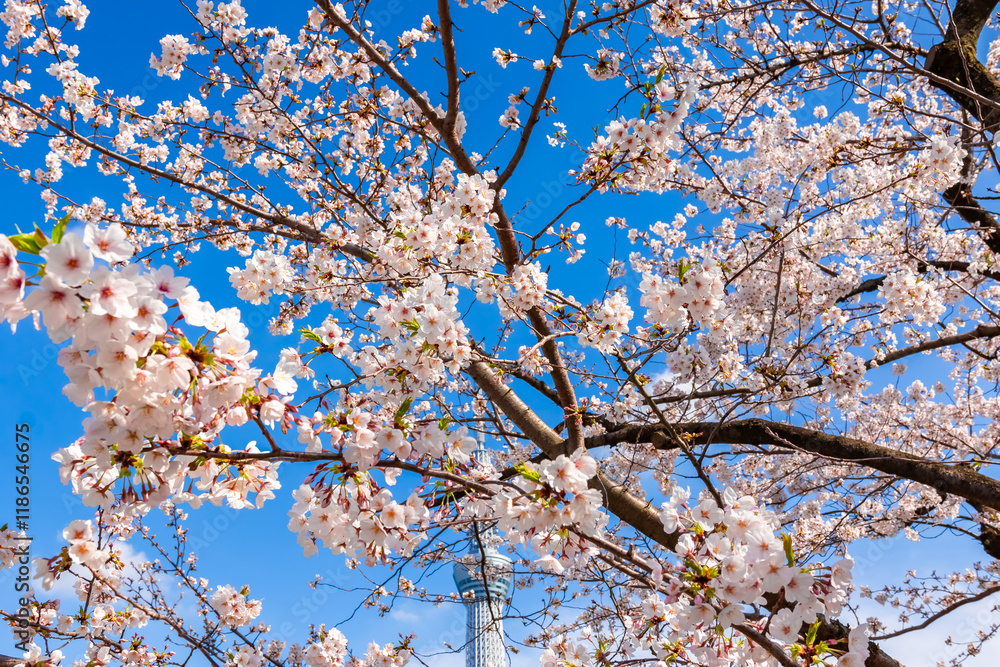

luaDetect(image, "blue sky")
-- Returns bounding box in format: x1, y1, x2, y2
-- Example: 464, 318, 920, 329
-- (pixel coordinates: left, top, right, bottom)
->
1, 1, 998, 665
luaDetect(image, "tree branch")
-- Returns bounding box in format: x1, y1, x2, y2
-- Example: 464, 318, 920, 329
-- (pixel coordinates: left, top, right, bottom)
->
494, 1, 578, 190
437, 0, 462, 135
873, 585, 1000, 640
465, 360, 677, 549
594, 418, 1000, 512
925, 0, 1000, 130
943, 182, 1000, 253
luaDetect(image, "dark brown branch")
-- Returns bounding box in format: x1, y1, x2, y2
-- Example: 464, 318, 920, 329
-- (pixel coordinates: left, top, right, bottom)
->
437, 0, 462, 135
498, 364, 565, 406
837, 259, 1000, 303
465, 360, 676, 548
925, 0, 1000, 131
593, 418, 1000, 511
873, 323, 1000, 367
494, 1, 578, 190
943, 182, 1000, 253
526, 309, 584, 452
922, 0, 1000, 253
837, 275, 891, 304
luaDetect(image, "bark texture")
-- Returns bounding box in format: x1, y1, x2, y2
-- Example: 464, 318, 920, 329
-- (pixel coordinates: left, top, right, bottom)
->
925, 0, 1000, 130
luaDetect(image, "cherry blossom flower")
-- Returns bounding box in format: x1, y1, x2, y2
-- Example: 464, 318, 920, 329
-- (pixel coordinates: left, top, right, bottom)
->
40, 232, 93, 286
84, 223, 133, 262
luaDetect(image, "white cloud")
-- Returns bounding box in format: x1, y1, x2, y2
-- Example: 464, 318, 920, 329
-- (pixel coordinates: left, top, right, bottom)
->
878, 596, 1000, 666
849, 536, 1000, 666
390, 608, 421, 623
37, 539, 150, 605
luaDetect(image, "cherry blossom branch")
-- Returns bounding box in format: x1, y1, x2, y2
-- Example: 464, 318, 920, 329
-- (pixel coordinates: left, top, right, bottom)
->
943, 182, 1000, 252
494, 0, 578, 190
835, 257, 1000, 307
466, 360, 677, 549
437, 0, 461, 134
571, 0, 659, 35
870, 323, 1000, 367
0, 92, 339, 248
502, 369, 563, 406
170, 445, 498, 496
614, 353, 723, 507
654, 323, 1000, 405
925, 0, 1000, 129
800, 0, 1000, 117
315, 0, 479, 176
873, 584, 1000, 640
732, 624, 800, 667
315, 0, 524, 273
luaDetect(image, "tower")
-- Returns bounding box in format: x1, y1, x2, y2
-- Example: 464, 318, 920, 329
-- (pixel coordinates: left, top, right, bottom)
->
453, 432, 513, 667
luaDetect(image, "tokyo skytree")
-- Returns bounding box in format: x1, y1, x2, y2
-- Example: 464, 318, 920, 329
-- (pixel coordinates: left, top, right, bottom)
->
453, 432, 513, 667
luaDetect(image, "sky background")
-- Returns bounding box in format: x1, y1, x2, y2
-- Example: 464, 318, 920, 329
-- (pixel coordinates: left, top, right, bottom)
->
0, 1, 997, 665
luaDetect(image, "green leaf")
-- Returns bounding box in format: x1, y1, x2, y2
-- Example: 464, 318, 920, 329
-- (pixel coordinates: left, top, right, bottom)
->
300, 327, 322, 344
8, 230, 45, 255
782, 533, 795, 567
394, 397, 413, 424
805, 620, 820, 645
655, 68, 665, 85
52, 214, 70, 244
514, 462, 541, 484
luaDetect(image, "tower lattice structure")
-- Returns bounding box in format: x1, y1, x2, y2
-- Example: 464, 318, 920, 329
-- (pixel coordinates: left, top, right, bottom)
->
453, 432, 512, 667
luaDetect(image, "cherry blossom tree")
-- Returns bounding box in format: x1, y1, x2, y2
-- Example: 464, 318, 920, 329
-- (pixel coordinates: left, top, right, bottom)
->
3, 0, 1000, 665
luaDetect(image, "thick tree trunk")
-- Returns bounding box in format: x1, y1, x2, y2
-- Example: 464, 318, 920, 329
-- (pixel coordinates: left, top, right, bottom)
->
925, 0, 1000, 130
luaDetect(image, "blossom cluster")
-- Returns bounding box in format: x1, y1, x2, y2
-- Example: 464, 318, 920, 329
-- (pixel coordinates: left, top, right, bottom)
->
150, 34, 199, 79
878, 267, 946, 326
229, 248, 295, 305
61, 519, 109, 569
0, 526, 25, 569
286, 476, 431, 562
645, 486, 855, 661
0, 227, 286, 513
639, 258, 726, 331
576, 292, 633, 353
367, 273, 474, 394
301, 627, 349, 667
373, 170, 498, 278
578, 85, 697, 191
490, 449, 607, 573
209, 584, 263, 628
0, 234, 25, 318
